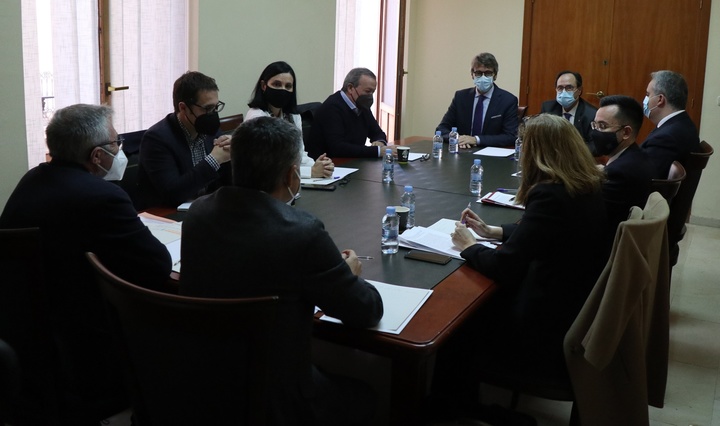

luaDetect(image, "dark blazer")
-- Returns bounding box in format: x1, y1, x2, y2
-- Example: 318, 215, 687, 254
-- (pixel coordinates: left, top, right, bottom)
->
308, 91, 387, 159
436, 84, 519, 147
541, 98, 598, 153
602, 143, 654, 231
641, 111, 701, 179
0, 160, 171, 400
137, 113, 231, 209
179, 187, 383, 425
460, 183, 611, 373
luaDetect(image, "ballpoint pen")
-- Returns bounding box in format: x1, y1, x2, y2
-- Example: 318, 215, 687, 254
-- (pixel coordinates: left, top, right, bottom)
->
461, 201, 472, 224
356, 256, 374, 260
497, 188, 518, 194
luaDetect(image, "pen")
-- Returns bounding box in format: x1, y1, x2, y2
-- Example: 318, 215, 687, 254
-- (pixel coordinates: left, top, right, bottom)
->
356, 256, 374, 260
497, 188, 518, 194
461, 201, 472, 224
173, 259, 181, 266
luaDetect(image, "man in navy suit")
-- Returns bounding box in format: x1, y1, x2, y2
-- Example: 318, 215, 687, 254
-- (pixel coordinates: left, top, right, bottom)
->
137, 71, 232, 209
541, 70, 598, 153
641, 70, 700, 179
592, 95, 654, 231
436, 52, 518, 148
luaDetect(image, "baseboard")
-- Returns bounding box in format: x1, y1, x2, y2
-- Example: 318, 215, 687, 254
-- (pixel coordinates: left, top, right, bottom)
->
689, 215, 720, 228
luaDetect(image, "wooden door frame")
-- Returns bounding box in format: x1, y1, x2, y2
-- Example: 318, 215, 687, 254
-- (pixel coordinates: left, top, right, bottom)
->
377, 0, 407, 141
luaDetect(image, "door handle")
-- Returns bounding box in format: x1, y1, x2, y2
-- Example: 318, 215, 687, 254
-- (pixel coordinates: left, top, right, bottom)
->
105, 83, 129, 96
590, 90, 605, 98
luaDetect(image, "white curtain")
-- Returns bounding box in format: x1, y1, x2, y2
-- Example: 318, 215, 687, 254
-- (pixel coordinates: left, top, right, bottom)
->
108, 1, 188, 134
21, 0, 188, 168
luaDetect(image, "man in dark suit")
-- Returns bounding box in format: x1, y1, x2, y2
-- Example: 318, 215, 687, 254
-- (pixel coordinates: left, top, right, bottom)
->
0, 104, 172, 422
436, 52, 519, 148
308, 67, 390, 159
180, 116, 384, 425
592, 95, 654, 230
137, 71, 232, 209
540, 70, 598, 153
641, 70, 701, 179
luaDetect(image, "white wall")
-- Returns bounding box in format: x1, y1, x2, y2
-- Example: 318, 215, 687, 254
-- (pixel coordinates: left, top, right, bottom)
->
197, 0, 337, 119
0, 2, 29, 208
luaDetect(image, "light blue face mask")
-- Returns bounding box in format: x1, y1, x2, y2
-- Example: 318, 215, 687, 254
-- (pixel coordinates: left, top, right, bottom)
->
556, 90, 576, 110
643, 95, 658, 118
474, 75, 494, 93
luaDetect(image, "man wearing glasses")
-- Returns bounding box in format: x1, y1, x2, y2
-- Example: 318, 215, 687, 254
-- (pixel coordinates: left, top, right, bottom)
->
138, 71, 232, 209
541, 70, 598, 153
436, 52, 519, 148
0, 104, 172, 423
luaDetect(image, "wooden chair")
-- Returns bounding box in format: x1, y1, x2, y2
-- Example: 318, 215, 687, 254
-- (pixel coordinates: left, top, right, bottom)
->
651, 160, 686, 203
219, 113, 244, 134
86, 252, 279, 426
517, 105, 528, 120
667, 140, 714, 266
475, 193, 670, 426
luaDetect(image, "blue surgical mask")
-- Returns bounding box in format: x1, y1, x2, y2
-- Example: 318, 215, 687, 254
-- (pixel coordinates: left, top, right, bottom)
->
643, 95, 658, 118
556, 90, 576, 110
474, 75, 494, 93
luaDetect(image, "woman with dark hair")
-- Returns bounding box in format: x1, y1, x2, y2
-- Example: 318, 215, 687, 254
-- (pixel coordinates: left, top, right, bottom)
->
246, 61, 334, 178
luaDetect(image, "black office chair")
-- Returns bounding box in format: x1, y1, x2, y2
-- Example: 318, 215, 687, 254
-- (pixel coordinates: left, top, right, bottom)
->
110, 129, 146, 209
0, 338, 20, 424
297, 102, 322, 146
86, 252, 279, 425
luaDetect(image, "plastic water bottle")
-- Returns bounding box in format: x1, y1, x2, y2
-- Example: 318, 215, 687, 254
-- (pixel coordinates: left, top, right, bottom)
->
514, 136, 522, 162
448, 127, 459, 154
381, 206, 399, 254
382, 148, 394, 183
400, 185, 416, 229
470, 158, 483, 195
432, 130, 443, 159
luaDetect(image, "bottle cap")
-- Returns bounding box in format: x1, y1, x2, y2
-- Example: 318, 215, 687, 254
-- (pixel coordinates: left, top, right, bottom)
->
386, 148, 392, 154
435, 130, 441, 135
386, 206, 396, 215
474, 159, 481, 165
404, 185, 413, 192
451, 127, 457, 132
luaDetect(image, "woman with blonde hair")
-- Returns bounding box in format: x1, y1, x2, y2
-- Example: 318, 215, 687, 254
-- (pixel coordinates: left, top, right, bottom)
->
430, 115, 612, 417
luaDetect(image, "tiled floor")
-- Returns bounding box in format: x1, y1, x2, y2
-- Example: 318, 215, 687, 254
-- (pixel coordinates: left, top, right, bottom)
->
467, 223, 720, 426
101, 224, 720, 426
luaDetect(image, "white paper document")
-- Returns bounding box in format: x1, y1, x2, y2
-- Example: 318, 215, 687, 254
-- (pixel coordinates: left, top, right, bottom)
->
398, 226, 465, 259
139, 214, 182, 272
320, 280, 433, 334
473, 147, 515, 157
480, 191, 525, 210
300, 166, 358, 186
427, 218, 497, 242
408, 152, 429, 161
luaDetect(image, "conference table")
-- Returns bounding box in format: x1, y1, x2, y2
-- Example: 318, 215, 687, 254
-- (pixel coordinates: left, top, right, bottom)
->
299, 137, 523, 424
153, 136, 524, 424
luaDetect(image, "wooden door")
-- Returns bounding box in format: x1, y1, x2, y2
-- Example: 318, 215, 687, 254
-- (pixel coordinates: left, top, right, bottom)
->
520, 0, 710, 144
377, 0, 406, 142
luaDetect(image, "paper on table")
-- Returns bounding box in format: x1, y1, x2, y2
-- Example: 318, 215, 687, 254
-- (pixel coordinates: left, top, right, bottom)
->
427, 218, 497, 242
473, 147, 515, 157
139, 214, 182, 272
319, 280, 432, 334
177, 202, 193, 211
398, 226, 465, 259
300, 166, 358, 185
480, 191, 525, 210
408, 152, 429, 161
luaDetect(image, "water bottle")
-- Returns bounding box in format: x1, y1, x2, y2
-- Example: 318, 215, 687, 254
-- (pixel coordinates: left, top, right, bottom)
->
382, 148, 394, 183
448, 127, 459, 154
400, 185, 416, 229
381, 206, 399, 254
432, 130, 443, 159
514, 136, 522, 162
470, 158, 483, 195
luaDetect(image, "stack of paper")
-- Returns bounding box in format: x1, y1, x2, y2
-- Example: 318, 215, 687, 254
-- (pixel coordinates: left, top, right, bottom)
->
139, 213, 182, 272
320, 280, 432, 334
480, 191, 525, 210
300, 166, 358, 186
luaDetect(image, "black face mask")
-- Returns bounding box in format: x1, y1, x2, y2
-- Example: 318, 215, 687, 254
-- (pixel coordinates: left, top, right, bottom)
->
590, 128, 620, 156
352, 87, 374, 109
193, 111, 220, 136
264, 87, 293, 109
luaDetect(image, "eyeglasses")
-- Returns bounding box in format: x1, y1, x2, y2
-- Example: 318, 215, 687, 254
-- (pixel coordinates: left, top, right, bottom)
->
472, 70, 495, 78
590, 121, 627, 131
555, 85, 577, 93
192, 101, 225, 114
98, 137, 124, 150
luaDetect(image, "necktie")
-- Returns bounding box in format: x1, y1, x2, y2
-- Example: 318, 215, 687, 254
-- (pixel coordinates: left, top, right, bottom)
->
471, 95, 486, 136
563, 112, 572, 121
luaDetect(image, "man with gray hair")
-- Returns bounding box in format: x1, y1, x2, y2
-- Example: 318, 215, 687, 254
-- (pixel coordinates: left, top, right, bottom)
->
308, 67, 390, 158
0, 104, 171, 423
641, 70, 700, 178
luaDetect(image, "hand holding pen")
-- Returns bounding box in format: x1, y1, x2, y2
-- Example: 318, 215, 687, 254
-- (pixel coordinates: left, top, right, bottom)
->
458, 203, 503, 240
341, 249, 363, 276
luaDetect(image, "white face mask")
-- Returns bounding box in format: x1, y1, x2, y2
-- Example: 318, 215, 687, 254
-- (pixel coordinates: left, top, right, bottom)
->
286, 169, 301, 206
474, 75, 494, 93
98, 148, 128, 181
